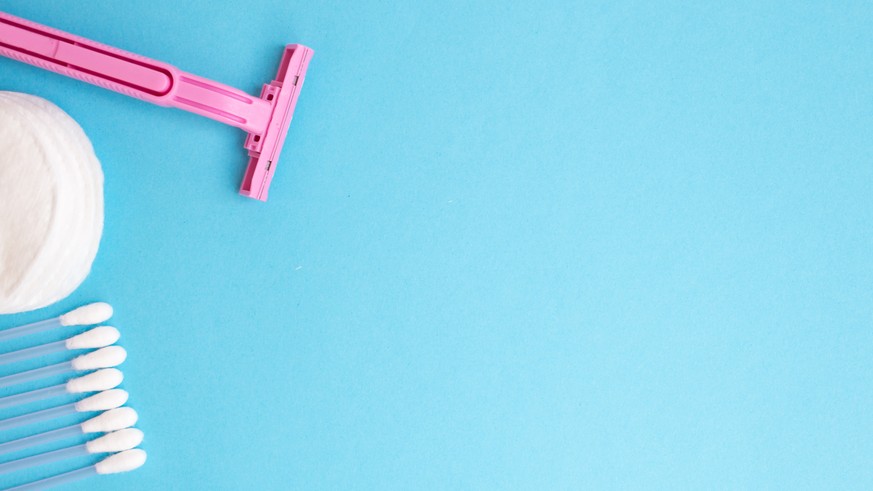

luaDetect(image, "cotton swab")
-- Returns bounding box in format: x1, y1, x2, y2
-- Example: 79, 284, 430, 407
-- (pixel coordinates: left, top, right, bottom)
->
0, 389, 128, 433
0, 407, 137, 456
0, 327, 120, 366
0, 346, 127, 388
0, 304, 113, 342
0, 428, 143, 475
5, 449, 147, 491
0, 369, 123, 410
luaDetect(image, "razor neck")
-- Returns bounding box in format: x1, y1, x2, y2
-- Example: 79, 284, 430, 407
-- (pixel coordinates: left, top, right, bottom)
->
171, 74, 272, 135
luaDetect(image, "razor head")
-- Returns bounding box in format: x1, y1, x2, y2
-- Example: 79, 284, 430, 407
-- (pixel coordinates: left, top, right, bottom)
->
240, 44, 313, 201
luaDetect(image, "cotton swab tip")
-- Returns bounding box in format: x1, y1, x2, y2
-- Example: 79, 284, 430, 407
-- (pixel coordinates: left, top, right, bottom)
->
66, 326, 120, 350
95, 448, 147, 474
59, 303, 113, 326
85, 428, 144, 454
71, 346, 127, 370
66, 368, 123, 393
75, 389, 129, 412
81, 407, 138, 433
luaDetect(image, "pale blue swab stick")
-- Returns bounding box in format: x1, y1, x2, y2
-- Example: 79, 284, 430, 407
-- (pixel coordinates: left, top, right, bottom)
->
0, 426, 80, 457
6, 466, 97, 491
5, 449, 146, 491
0, 327, 120, 366
0, 304, 112, 343
0, 408, 137, 456
0, 390, 128, 433
0, 346, 126, 389
0, 388, 63, 411
0, 369, 122, 410
0, 363, 68, 389
0, 429, 142, 475
0, 341, 65, 366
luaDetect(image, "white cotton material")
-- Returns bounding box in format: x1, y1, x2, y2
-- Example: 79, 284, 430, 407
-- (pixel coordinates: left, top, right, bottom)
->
59, 303, 113, 326
66, 368, 123, 393
95, 448, 147, 474
85, 428, 144, 454
65, 326, 120, 350
81, 407, 138, 434
0, 92, 104, 314
75, 389, 129, 412
71, 346, 127, 370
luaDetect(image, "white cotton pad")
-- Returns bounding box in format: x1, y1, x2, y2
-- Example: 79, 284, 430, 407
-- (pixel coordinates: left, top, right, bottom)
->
0, 92, 104, 314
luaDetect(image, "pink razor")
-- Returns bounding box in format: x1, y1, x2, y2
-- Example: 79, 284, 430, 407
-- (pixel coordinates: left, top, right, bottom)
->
0, 11, 313, 201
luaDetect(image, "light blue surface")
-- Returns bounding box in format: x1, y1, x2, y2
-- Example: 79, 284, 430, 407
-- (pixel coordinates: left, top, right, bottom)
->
1, 1, 872, 489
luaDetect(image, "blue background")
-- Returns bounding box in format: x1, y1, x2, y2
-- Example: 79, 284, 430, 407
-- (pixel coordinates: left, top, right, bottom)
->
1, 1, 872, 489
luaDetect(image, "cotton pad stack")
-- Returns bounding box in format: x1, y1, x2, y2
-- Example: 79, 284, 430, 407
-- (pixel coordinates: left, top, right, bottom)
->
0, 92, 104, 314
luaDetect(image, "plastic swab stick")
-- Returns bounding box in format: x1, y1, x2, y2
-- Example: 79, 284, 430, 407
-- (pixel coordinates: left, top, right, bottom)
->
0, 407, 137, 456
0, 390, 128, 433
0, 327, 120, 366
0, 369, 122, 410
0, 304, 112, 342
0, 346, 126, 389
0, 428, 143, 475
5, 449, 146, 491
